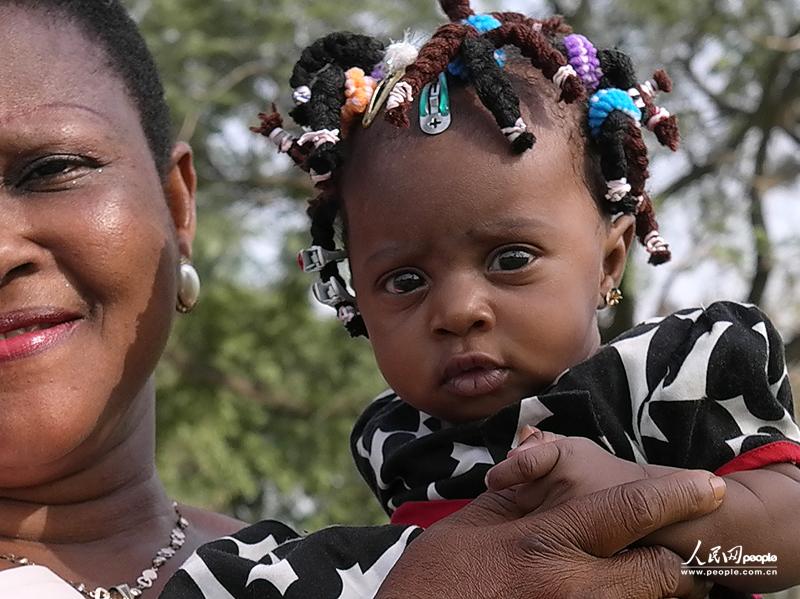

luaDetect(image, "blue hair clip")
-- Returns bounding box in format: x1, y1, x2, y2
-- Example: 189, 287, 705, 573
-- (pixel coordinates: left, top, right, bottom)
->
588, 88, 642, 137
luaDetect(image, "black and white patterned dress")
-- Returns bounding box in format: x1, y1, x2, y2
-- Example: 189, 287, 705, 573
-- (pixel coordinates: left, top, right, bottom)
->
162, 302, 800, 599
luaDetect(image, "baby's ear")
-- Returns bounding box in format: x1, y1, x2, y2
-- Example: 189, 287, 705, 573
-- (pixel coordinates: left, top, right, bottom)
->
599, 214, 636, 297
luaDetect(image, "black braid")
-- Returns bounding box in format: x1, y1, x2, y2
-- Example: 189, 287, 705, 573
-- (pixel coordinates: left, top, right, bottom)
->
289, 33, 386, 181
290, 32, 385, 92
598, 48, 638, 90
595, 111, 638, 214
305, 66, 348, 178
308, 196, 369, 338
461, 36, 535, 153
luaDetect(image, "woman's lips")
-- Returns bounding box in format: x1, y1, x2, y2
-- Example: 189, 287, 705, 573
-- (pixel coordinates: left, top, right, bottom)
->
0, 310, 82, 363
441, 353, 510, 397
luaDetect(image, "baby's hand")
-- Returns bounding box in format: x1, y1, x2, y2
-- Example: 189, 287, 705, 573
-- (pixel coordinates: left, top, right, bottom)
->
486, 426, 673, 514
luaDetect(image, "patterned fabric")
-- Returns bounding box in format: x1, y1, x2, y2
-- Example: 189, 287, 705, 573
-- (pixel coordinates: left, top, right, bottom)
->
163, 521, 420, 598
161, 302, 800, 599
352, 302, 800, 515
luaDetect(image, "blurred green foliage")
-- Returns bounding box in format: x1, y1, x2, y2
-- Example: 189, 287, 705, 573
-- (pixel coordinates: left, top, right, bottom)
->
125, 0, 799, 533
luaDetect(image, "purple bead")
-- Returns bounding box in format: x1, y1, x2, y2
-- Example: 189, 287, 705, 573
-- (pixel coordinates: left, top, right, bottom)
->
564, 34, 603, 92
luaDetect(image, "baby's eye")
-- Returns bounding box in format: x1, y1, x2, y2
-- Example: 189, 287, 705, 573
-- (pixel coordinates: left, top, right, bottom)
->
383, 271, 427, 295
15, 154, 102, 191
488, 248, 537, 272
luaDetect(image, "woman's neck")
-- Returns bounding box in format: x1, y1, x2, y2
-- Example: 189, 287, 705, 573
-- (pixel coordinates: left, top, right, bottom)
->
0, 383, 173, 546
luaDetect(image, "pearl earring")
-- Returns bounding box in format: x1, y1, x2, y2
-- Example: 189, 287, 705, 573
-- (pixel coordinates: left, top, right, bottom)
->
176, 258, 200, 313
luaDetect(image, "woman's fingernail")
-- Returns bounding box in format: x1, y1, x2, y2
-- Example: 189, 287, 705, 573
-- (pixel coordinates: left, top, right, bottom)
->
709, 476, 726, 502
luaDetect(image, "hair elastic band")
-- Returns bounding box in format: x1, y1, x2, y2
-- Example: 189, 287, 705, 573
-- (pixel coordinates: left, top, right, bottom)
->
605, 178, 632, 203
501, 117, 528, 143
644, 230, 669, 254
563, 34, 602, 91
386, 81, 414, 111
553, 64, 578, 89
292, 85, 312, 105
647, 107, 671, 131
268, 127, 296, 153
309, 170, 331, 184
588, 88, 642, 137
297, 128, 341, 149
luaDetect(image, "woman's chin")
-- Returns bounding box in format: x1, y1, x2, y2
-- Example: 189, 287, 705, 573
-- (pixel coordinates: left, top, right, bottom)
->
0, 401, 104, 485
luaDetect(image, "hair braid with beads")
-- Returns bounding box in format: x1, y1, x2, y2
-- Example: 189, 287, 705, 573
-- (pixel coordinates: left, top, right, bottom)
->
253, 0, 681, 335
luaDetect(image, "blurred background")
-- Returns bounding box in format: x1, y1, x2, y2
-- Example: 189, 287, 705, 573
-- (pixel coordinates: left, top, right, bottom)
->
123, 0, 798, 594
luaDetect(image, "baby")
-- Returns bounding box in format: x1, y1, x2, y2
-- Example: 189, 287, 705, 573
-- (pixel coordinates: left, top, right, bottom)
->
256, 2, 800, 596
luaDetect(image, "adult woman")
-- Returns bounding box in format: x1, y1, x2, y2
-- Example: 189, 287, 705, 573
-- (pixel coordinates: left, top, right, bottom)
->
0, 2, 243, 596
0, 2, 721, 598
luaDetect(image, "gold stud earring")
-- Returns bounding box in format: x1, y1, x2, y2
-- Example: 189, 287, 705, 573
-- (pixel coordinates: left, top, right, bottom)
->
176, 258, 200, 313
605, 287, 623, 307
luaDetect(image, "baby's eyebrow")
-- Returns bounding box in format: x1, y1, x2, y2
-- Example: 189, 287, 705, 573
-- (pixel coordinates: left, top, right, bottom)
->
363, 243, 419, 269
465, 216, 552, 239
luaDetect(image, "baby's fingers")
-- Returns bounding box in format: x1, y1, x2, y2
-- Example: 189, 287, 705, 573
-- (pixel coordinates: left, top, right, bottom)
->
509, 425, 563, 457
486, 438, 562, 491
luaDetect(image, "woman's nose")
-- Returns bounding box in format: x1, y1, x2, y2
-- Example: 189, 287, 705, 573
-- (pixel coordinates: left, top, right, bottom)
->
429, 275, 496, 337
0, 211, 40, 288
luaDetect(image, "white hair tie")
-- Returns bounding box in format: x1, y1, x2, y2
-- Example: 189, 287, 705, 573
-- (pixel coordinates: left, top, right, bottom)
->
268, 128, 295, 154
644, 231, 669, 254
297, 128, 341, 149
309, 169, 332, 184
386, 81, 414, 111
605, 178, 631, 203
292, 85, 312, 105
553, 65, 577, 89
647, 107, 671, 130
501, 118, 528, 142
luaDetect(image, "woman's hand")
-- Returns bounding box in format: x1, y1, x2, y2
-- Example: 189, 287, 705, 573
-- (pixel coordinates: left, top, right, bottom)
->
376, 470, 724, 599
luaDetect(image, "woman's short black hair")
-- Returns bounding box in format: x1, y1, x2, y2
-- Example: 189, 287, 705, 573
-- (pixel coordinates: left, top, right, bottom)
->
4, 0, 173, 177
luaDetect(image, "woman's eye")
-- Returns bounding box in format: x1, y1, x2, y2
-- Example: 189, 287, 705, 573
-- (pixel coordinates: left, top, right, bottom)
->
488, 248, 537, 272
383, 271, 426, 295
15, 155, 101, 190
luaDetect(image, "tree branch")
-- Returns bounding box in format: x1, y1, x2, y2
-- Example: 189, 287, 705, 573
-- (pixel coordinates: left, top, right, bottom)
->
178, 59, 273, 142
746, 127, 775, 305
680, 57, 743, 117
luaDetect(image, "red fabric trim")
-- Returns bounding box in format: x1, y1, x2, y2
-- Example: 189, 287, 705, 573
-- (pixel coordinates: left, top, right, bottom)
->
390, 499, 472, 528
714, 441, 800, 476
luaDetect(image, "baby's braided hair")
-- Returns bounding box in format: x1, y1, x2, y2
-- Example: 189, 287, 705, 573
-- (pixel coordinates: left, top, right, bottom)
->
253, 0, 681, 336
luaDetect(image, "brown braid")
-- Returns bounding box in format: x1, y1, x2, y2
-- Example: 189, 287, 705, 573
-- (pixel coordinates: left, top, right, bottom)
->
490, 13, 572, 35
485, 22, 584, 103
623, 119, 650, 196
439, 0, 473, 21
635, 194, 671, 265
251, 107, 310, 170
638, 70, 680, 151
385, 23, 477, 128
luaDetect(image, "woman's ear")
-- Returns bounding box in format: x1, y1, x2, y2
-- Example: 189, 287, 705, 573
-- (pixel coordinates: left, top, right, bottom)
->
164, 142, 197, 260
599, 214, 636, 302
